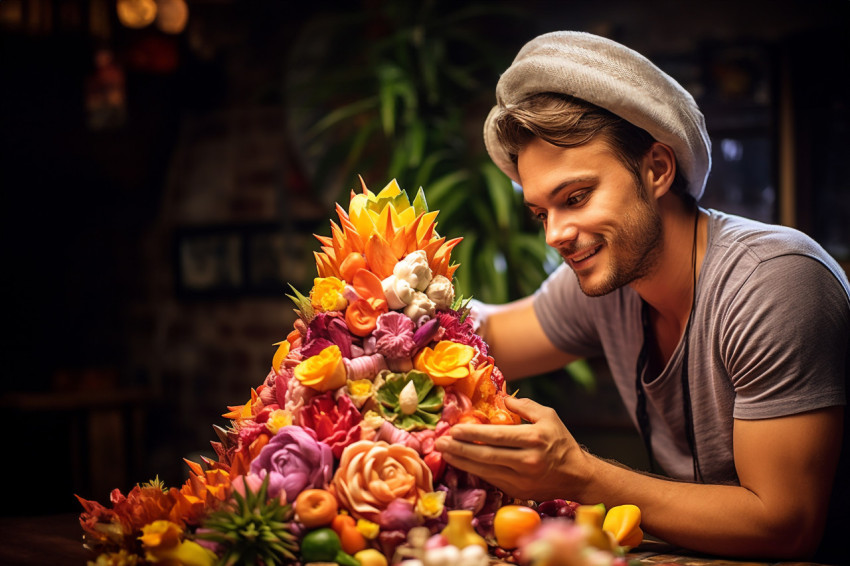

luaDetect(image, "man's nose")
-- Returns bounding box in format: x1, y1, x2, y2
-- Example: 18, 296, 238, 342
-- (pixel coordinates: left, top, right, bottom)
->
545, 213, 579, 248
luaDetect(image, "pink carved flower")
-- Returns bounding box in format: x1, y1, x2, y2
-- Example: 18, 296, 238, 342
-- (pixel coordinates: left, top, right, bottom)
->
411, 422, 450, 481
373, 312, 416, 359
435, 311, 488, 356
441, 390, 473, 425
332, 440, 433, 523
298, 392, 363, 459
282, 372, 318, 421
270, 367, 293, 408
373, 421, 421, 453
260, 369, 281, 407
237, 419, 268, 449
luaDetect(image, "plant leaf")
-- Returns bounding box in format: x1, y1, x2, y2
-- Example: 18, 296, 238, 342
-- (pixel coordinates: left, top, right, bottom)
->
481, 161, 513, 231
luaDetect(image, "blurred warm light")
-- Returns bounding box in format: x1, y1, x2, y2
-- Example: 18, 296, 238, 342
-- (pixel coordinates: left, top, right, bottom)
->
155, 0, 189, 35
116, 0, 157, 29
0, 0, 24, 28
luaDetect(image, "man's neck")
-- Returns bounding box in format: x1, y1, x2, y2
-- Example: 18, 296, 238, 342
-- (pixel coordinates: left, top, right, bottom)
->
631, 197, 705, 333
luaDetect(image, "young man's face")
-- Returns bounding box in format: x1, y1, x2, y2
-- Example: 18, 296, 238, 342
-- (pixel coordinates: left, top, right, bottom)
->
518, 136, 663, 297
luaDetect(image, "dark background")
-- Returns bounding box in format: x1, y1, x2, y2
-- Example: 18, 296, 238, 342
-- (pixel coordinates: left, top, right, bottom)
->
1, 0, 848, 516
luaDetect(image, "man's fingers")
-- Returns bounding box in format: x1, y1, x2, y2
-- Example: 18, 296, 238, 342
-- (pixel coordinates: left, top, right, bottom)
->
434, 434, 521, 469
504, 395, 557, 423
441, 422, 536, 447
439, 446, 545, 500
438, 444, 523, 484
442, 459, 518, 495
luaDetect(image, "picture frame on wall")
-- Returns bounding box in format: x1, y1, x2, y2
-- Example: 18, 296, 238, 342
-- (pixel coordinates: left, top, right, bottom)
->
174, 223, 317, 299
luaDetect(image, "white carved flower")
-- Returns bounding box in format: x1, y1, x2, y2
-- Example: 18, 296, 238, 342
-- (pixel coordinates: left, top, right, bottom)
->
404, 291, 435, 322
382, 275, 414, 310
425, 275, 454, 310
394, 250, 433, 292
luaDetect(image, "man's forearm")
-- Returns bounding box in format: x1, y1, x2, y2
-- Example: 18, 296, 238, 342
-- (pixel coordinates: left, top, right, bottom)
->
473, 297, 577, 380
578, 454, 824, 559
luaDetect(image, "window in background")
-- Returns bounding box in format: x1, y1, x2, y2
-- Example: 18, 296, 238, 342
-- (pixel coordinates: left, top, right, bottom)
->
702, 135, 775, 223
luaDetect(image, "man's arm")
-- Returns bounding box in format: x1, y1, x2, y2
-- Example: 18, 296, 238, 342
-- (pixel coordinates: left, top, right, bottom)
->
474, 297, 578, 380
436, 396, 843, 559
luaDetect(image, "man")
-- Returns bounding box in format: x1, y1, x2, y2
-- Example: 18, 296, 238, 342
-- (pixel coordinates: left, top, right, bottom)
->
434, 31, 849, 561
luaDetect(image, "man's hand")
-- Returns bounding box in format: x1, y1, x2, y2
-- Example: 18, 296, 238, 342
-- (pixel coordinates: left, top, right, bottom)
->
438, 397, 843, 560
434, 396, 590, 501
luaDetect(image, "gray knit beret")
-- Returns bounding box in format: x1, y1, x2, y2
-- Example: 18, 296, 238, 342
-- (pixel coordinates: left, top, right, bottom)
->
484, 31, 712, 200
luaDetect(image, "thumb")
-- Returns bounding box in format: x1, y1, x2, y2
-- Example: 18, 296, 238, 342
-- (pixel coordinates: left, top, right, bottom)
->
504, 395, 553, 423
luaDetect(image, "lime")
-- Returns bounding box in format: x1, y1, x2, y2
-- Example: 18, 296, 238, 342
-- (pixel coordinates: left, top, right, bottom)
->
301, 528, 342, 562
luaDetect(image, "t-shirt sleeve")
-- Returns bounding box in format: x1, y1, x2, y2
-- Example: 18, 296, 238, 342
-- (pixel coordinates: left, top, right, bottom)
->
532, 264, 604, 358
723, 254, 849, 419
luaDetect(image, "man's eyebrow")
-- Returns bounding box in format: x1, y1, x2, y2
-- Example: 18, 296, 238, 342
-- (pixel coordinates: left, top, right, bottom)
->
522, 176, 598, 208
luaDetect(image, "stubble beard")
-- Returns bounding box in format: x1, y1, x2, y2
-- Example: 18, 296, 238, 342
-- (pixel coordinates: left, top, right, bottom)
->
571, 197, 664, 297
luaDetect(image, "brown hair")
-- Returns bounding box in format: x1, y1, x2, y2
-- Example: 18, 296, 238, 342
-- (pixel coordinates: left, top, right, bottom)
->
494, 92, 691, 201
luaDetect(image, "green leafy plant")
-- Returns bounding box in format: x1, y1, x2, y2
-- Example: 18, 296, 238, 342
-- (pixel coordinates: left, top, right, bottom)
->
286, 0, 559, 304
285, 1, 591, 395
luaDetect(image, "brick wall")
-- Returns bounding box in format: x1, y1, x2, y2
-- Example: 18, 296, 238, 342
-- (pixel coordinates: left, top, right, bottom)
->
120, 104, 317, 486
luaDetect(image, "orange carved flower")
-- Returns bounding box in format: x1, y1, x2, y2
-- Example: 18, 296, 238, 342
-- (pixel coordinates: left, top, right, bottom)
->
313, 179, 462, 283
180, 464, 233, 514
331, 440, 433, 523
345, 269, 388, 337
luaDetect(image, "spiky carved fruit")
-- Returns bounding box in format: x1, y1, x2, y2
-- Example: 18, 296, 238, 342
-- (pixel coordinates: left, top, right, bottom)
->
197, 477, 298, 566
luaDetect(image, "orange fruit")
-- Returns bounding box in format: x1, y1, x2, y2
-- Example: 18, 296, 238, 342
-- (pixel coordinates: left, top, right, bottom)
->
294, 489, 338, 528
331, 514, 367, 554
493, 504, 542, 549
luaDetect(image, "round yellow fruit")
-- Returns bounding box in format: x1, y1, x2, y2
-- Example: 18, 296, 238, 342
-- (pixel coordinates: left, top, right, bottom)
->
493, 504, 542, 549
354, 548, 388, 566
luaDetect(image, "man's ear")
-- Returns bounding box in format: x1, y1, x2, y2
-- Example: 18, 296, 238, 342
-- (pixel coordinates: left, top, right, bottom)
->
643, 142, 677, 198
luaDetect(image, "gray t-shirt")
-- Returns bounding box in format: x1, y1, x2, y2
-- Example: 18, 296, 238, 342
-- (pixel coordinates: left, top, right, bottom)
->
533, 209, 850, 484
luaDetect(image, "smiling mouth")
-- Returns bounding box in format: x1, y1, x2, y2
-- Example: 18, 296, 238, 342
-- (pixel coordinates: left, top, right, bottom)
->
566, 245, 602, 265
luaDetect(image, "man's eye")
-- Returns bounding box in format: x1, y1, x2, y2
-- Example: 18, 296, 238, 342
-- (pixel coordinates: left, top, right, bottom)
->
533, 211, 547, 222
566, 191, 589, 206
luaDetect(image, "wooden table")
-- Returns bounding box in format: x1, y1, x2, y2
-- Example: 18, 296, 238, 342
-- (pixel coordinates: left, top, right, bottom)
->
0, 514, 832, 566
0, 514, 91, 565
626, 539, 829, 566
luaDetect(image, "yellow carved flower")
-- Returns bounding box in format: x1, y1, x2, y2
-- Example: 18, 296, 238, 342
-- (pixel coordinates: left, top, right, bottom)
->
265, 409, 293, 434
413, 340, 475, 386
356, 518, 380, 540
139, 520, 183, 551
295, 345, 347, 392
272, 340, 290, 373
416, 490, 446, 519
139, 520, 215, 566
310, 276, 348, 313
348, 179, 418, 241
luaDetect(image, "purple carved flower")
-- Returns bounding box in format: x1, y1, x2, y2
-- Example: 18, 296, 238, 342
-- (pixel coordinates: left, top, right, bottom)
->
302, 312, 356, 358
378, 498, 422, 531
413, 317, 441, 349
250, 425, 334, 502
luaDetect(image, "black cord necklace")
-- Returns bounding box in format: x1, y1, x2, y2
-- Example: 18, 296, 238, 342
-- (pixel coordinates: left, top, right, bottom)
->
634, 206, 703, 482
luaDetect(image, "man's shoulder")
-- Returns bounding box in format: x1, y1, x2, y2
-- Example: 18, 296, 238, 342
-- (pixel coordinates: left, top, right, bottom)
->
706, 210, 849, 291
709, 209, 827, 259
